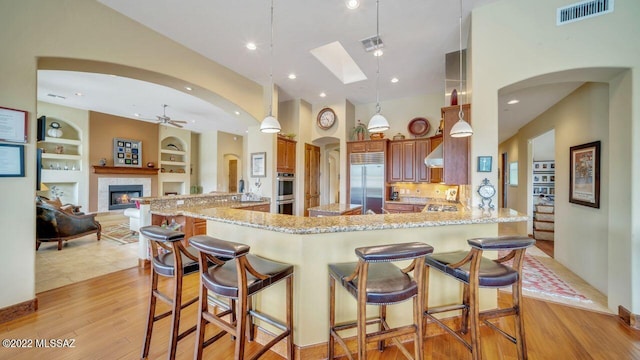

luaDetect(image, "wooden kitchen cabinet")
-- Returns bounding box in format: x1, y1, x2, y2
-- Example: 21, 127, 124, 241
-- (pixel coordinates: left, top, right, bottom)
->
347, 140, 388, 153
387, 138, 431, 183
384, 202, 423, 213
277, 137, 297, 173
441, 104, 471, 184
388, 140, 416, 182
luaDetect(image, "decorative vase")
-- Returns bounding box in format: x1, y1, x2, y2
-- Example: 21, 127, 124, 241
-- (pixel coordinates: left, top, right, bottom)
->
357, 132, 364, 141
99, 158, 107, 166
450, 89, 458, 106
147, 162, 155, 168
47, 128, 63, 138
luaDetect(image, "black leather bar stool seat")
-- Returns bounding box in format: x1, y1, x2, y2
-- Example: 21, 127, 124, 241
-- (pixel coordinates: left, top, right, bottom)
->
139, 225, 200, 360
189, 235, 294, 360
424, 236, 535, 360
328, 242, 433, 360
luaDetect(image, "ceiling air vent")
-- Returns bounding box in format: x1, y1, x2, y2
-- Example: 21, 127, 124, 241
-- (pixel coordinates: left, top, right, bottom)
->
557, 0, 614, 25
360, 35, 384, 52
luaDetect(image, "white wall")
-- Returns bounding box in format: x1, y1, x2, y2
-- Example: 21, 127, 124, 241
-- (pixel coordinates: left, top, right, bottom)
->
475, 0, 640, 312
199, 131, 218, 192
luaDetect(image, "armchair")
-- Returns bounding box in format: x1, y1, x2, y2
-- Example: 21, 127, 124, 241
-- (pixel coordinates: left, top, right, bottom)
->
36, 202, 101, 250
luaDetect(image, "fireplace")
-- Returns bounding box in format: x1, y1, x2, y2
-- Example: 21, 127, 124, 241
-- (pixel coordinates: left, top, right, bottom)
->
109, 185, 143, 210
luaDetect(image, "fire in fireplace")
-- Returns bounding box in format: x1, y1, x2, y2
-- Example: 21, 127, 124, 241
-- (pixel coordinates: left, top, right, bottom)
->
109, 185, 143, 210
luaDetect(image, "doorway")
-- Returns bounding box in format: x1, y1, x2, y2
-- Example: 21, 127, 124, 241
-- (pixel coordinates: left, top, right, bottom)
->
531, 130, 555, 257
304, 143, 320, 216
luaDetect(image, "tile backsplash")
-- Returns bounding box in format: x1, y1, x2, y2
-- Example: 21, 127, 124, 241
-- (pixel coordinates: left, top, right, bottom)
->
390, 183, 470, 207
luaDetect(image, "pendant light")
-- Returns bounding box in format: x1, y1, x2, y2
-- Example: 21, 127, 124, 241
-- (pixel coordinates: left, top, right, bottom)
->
449, 0, 473, 138
260, 0, 282, 133
367, 0, 389, 133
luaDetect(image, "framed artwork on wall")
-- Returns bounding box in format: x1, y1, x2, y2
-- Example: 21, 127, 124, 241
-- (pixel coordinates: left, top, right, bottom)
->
0, 106, 28, 143
113, 138, 142, 167
569, 141, 600, 208
251, 152, 266, 177
477, 156, 492, 172
0, 143, 25, 177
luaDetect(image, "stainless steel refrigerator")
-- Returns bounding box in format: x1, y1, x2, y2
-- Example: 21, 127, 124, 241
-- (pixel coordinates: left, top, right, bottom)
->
349, 152, 385, 214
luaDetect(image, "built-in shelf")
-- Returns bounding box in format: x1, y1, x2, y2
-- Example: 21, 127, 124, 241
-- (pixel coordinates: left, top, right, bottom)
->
42, 153, 81, 161
93, 166, 160, 175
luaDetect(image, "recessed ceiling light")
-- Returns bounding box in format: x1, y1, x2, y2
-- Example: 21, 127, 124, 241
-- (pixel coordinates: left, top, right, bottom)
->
288, 73, 297, 80
75, 92, 83, 96
373, 49, 384, 57
185, 86, 192, 91
320, 92, 327, 98
507, 99, 520, 105
246, 42, 257, 50
134, 113, 140, 117
346, 0, 360, 10
391, 77, 399, 83
234, 111, 240, 115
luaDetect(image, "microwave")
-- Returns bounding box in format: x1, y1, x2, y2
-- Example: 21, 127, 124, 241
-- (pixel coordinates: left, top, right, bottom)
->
277, 172, 295, 201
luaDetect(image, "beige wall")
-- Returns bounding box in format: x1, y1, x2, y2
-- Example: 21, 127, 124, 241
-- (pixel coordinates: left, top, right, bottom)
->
474, 0, 640, 312
217, 131, 244, 192
498, 83, 610, 294
0, 0, 264, 310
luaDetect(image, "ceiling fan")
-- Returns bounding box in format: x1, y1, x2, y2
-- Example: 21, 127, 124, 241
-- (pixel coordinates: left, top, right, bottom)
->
155, 104, 187, 128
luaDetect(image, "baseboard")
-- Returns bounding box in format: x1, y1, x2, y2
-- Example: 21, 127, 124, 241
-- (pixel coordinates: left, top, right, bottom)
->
138, 259, 150, 269
0, 298, 38, 324
618, 305, 640, 329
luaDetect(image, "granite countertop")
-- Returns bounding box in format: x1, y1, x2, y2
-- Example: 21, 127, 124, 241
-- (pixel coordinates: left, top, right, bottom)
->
307, 203, 362, 213
150, 201, 270, 217
180, 207, 528, 235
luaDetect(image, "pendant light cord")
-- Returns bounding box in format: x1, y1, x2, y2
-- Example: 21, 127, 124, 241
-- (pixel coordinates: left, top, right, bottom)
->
269, 0, 274, 117
375, 0, 381, 114
458, 0, 464, 120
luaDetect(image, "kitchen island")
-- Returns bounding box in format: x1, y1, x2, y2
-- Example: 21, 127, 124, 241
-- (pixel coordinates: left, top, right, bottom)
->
307, 203, 362, 217
135, 194, 527, 357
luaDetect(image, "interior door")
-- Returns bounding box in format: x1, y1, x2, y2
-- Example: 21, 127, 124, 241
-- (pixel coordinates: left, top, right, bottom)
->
304, 143, 320, 216
501, 152, 508, 208
228, 159, 237, 192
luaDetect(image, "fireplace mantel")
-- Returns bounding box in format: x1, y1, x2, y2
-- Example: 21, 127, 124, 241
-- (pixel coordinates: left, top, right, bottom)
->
93, 166, 159, 175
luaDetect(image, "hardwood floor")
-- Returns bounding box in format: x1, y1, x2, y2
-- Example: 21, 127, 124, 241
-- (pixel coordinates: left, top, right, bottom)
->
534, 239, 554, 258
1, 267, 639, 360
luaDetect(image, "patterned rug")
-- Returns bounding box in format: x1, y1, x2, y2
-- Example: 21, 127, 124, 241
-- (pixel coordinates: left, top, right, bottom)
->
500, 252, 591, 303
101, 222, 138, 245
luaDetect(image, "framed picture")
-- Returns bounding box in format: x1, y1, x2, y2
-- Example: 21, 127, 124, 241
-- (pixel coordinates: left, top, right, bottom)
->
251, 152, 266, 177
569, 141, 600, 208
113, 137, 142, 167
0, 106, 28, 143
477, 156, 492, 172
0, 143, 25, 177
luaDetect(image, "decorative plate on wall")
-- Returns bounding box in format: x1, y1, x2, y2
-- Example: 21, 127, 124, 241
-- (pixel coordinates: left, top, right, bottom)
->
407, 117, 430, 137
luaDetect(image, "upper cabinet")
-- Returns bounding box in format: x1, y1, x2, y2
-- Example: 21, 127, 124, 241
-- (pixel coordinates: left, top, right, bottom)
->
428, 135, 443, 183
277, 136, 297, 173
387, 138, 430, 183
441, 104, 471, 185
347, 139, 388, 154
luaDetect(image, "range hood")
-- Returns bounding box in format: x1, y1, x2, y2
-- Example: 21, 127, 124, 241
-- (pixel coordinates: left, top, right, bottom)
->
423, 49, 466, 169
424, 143, 443, 168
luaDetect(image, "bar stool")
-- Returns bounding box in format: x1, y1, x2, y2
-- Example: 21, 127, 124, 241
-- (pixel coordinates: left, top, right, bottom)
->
423, 235, 535, 360
328, 242, 434, 360
140, 225, 200, 360
189, 235, 294, 360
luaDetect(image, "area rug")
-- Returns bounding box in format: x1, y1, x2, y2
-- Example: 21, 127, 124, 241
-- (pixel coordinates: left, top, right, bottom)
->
101, 223, 138, 245
500, 252, 591, 303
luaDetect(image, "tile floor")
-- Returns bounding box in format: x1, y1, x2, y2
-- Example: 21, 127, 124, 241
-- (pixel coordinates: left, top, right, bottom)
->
35, 213, 139, 293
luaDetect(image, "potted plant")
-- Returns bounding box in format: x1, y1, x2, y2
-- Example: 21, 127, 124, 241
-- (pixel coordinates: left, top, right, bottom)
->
351, 120, 368, 141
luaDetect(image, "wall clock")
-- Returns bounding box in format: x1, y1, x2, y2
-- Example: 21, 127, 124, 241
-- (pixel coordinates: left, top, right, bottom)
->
317, 108, 336, 130
477, 178, 496, 209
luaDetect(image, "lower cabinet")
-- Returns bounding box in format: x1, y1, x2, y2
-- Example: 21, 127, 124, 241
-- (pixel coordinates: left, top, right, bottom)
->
384, 203, 423, 213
